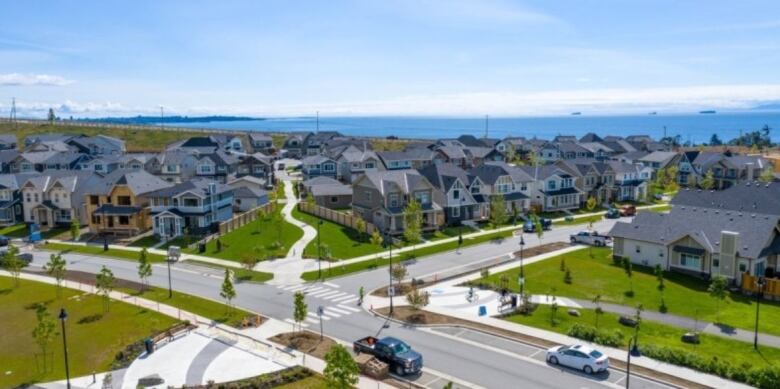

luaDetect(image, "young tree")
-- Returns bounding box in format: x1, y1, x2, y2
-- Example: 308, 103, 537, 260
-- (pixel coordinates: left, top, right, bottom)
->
293, 291, 307, 333
255, 208, 267, 234
709, 133, 723, 146
700, 169, 716, 190
43, 253, 67, 298
220, 268, 236, 312
592, 294, 604, 328
391, 262, 408, 288
273, 210, 284, 243
489, 195, 507, 229
323, 344, 359, 389
47, 108, 56, 124
623, 257, 634, 297
563, 268, 572, 284
406, 287, 430, 310
585, 196, 597, 214
505, 143, 517, 164
550, 298, 559, 326
369, 229, 383, 247
655, 264, 667, 313
759, 168, 775, 183
31, 304, 56, 373
69, 219, 80, 241
95, 266, 115, 313
137, 248, 152, 292
403, 198, 423, 257
3, 244, 24, 287
534, 216, 544, 245
241, 254, 258, 271
708, 275, 728, 323
559, 257, 566, 271
355, 217, 366, 242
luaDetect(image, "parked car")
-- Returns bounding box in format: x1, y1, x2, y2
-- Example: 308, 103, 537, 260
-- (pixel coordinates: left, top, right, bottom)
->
523, 218, 552, 233
546, 344, 609, 374
619, 205, 636, 217
570, 231, 611, 246
605, 208, 620, 219
353, 336, 423, 376
0, 235, 9, 247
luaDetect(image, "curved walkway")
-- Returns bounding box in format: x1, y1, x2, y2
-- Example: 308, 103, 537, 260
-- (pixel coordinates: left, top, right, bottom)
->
257, 179, 318, 285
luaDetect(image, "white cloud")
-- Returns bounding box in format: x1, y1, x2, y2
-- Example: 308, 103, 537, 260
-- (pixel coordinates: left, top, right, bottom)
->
0, 73, 74, 86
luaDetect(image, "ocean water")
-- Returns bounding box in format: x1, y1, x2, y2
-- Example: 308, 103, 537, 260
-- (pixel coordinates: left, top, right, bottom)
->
174, 112, 780, 143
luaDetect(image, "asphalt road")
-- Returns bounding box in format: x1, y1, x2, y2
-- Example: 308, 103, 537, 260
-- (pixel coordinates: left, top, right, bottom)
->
26, 216, 671, 389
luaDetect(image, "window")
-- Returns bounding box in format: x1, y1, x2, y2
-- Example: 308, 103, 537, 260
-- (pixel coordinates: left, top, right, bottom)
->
365, 162, 375, 169
547, 180, 557, 191
199, 164, 213, 173
562, 178, 572, 188
117, 196, 132, 206
680, 253, 701, 270
330, 196, 338, 203
452, 207, 460, 217
91, 214, 101, 224
364, 191, 372, 202
323, 163, 335, 172
452, 189, 460, 199
414, 191, 430, 204
34, 193, 39, 202
90, 196, 100, 205
739, 262, 748, 272
713, 258, 720, 268
26, 193, 31, 202
635, 245, 641, 253
253, 165, 264, 174
166, 165, 178, 173
389, 193, 399, 208
471, 184, 480, 194
131, 164, 142, 169
118, 216, 130, 225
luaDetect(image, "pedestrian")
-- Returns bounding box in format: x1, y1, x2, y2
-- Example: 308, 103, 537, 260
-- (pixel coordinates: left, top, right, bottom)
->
358, 286, 365, 306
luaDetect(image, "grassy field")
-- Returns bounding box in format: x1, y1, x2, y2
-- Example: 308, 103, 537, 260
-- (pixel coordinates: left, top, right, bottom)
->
185, 260, 274, 283
43, 242, 168, 263
301, 229, 513, 281
506, 305, 779, 371
293, 208, 384, 260
191, 205, 303, 261
473, 247, 780, 336
276, 375, 328, 388
0, 276, 178, 388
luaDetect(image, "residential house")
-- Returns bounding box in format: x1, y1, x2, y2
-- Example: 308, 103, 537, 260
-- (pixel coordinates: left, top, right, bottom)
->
0, 134, 17, 150
151, 149, 199, 183
519, 165, 583, 212
167, 135, 245, 154
24, 134, 74, 148
0, 174, 27, 226
20, 171, 100, 229
689, 152, 770, 189
301, 155, 338, 180
147, 179, 234, 239
638, 151, 681, 178
377, 148, 434, 170
303, 131, 342, 156
67, 135, 125, 155
556, 142, 594, 160
86, 170, 173, 237
606, 161, 652, 202
249, 133, 275, 154
336, 146, 383, 183
231, 186, 268, 212
419, 163, 481, 225
467, 162, 533, 220
282, 134, 306, 158
0, 150, 20, 174
10, 151, 87, 173
351, 169, 443, 235
236, 152, 273, 180
307, 179, 353, 210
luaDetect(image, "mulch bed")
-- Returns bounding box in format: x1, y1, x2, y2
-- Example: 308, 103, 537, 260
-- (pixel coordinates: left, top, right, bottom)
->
371, 282, 423, 297
511, 241, 570, 258
269, 330, 337, 360
374, 306, 710, 389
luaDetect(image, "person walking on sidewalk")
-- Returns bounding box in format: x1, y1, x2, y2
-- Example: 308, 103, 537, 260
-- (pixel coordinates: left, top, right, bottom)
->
358, 286, 365, 306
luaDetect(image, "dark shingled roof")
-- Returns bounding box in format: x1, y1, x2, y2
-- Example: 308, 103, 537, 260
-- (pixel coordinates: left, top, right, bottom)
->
671, 181, 780, 216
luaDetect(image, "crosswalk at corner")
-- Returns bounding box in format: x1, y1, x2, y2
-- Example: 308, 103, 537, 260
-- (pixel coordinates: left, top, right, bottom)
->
276, 283, 363, 324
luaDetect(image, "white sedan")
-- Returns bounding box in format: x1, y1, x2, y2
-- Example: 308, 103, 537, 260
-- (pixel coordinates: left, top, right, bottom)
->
546, 344, 609, 374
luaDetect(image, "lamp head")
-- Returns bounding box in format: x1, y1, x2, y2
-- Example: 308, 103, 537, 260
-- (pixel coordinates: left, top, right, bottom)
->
58, 308, 68, 321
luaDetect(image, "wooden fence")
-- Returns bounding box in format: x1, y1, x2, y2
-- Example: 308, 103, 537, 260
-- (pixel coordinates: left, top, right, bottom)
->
218, 202, 275, 235
742, 273, 780, 301
298, 202, 377, 235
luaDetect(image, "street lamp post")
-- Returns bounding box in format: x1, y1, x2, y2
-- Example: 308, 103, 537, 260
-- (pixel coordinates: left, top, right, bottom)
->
166, 247, 180, 299
317, 220, 323, 279
625, 336, 634, 389
384, 232, 394, 315
58, 308, 71, 389
519, 234, 525, 298
755, 276, 766, 350
166, 256, 173, 298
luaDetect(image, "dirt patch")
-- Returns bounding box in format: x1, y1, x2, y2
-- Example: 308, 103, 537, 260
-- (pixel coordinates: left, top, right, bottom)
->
269, 330, 337, 360
374, 306, 710, 389
371, 282, 425, 297
511, 241, 570, 258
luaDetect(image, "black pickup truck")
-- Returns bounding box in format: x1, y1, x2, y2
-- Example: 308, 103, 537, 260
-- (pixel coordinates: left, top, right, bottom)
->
353, 336, 423, 376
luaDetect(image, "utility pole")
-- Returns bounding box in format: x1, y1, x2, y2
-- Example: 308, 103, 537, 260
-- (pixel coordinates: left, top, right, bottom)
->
160, 106, 164, 130
10, 97, 17, 125
316, 111, 319, 133
484, 115, 489, 139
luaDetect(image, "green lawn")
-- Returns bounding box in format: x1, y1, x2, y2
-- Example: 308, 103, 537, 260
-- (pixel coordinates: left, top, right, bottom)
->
473, 247, 780, 336
43, 243, 168, 263
191, 205, 303, 261
553, 214, 603, 226
185, 260, 274, 283
506, 305, 779, 372
301, 229, 513, 281
128, 235, 160, 247
0, 276, 178, 388
293, 208, 384, 260
0, 223, 28, 238
424, 225, 478, 241
117, 284, 255, 327
276, 375, 327, 389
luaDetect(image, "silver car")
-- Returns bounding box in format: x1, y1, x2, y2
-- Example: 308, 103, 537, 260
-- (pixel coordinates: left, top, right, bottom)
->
546, 344, 609, 374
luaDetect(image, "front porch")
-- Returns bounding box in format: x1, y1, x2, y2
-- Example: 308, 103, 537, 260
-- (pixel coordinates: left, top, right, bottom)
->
31, 202, 73, 230
92, 204, 147, 237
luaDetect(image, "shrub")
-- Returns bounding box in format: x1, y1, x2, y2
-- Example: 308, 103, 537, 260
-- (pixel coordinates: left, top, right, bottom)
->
563, 268, 572, 284
746, 365, 780, 389
566, 323, 624, 348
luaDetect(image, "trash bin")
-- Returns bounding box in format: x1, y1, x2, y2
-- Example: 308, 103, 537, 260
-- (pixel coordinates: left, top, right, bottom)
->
144, 338, 154, 354
198, 243, 206, 253
510, 295, 518, 308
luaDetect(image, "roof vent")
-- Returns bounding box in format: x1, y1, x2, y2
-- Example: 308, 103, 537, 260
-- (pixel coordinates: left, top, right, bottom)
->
751, 214, 756, 218
746, 182, 752, 187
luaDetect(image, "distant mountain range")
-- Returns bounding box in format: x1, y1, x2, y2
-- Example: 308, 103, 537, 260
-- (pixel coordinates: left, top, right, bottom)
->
752, 102, 780, 111
82, 115, 263, 124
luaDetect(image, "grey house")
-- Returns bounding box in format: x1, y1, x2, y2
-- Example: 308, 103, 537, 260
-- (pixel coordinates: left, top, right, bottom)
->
418, 163, 480, 225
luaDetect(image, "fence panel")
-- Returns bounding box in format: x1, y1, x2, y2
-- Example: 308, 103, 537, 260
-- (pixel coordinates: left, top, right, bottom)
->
298, 202, 376, 235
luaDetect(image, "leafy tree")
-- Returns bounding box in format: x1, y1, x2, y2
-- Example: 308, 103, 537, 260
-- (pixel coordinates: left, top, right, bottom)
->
633, 303, 644, 344
3, 244, 24, 287
95, 266, 115, 313
305, 193, 315, 208
137, 248, 152, 292
69, 219, 80, 241
216, 237, 223, 252
369, 229, 383, 247
241, 254, 258, 271
406, 287, 429, 310
443, 382, 454, 389
592, 294, 603, 328
273, 210, 284, 242
47, 108, 56, 124
504, 142, 517, 164
560, 257, 566, 271
759, 168, 775, 183
708, 275, 729, 323
700, 169, 716, 190
403, 198, 423, 257
709, 133, 723, 146
44, 253, 67, 297
623, 257, 634, 297
293, 291, 307, 332
563, 268, 572, 284
220, 268, 236, 312
585, 196, 597, 213
31, 305, 56, 373
489, 195, 507, 229
323, 344, 359, 389
355, 217, 366, 242
391, 262, 408, 287
255, 208, 266, 234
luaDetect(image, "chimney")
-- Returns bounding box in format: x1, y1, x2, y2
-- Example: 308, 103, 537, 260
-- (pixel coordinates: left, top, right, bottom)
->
746, 162, 755, 181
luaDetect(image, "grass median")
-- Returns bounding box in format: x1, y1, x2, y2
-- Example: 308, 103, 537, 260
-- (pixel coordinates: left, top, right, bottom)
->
185, 260, 273, 283
301, 229, 513, 281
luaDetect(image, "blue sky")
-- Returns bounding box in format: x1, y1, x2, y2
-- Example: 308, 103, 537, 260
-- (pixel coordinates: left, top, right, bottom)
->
2, 0, 780, 117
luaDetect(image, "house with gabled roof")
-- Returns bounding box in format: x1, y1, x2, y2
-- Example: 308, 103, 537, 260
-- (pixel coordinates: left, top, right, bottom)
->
302, 155, 338, 180
519, 164, 583, 212
377, 148, 434, 171
419, 163, 482, 225
147, 179, 234, 239
0, 134, 17, 151
249, 133, 275, 154
235, 152, 273, 180
351, 169, 443, 235
468, 162, 534, 219
0, 173, 31, 226
336, 145, 383, 183
20, 170, 100, 229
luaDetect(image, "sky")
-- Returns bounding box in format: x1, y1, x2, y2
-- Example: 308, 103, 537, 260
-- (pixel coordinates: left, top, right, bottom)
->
2, 0, 780, 118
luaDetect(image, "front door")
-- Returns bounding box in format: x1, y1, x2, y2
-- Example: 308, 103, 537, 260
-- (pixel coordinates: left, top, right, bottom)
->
107, 216, 114, 228
36, 209, 49, 226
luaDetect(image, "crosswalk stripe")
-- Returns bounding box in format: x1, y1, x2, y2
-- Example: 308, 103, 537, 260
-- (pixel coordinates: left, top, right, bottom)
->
305, 317, 319, 324
303, 286, 326, 294
322, 292, 348, 300
327, 306, 352, 315
286, 285, 307, 291
340, 297, 359, 304
314, 291, 342, 298
323, 282, 340, 288
284, 318, 309, 327
308, 311, 330, 321
337, 304, 361, 313
322, 311, 341, 318
331, 294, 357, 302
